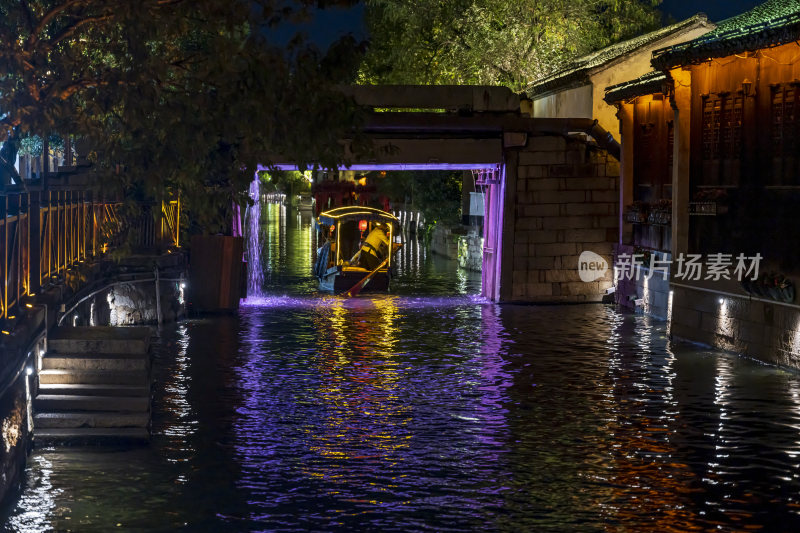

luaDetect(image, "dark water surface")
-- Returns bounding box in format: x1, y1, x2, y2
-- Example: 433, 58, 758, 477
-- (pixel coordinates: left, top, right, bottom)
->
4, 204, 800, 531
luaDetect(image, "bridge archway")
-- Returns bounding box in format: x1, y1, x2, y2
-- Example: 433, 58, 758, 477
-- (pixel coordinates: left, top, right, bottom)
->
259, 85, 621, 303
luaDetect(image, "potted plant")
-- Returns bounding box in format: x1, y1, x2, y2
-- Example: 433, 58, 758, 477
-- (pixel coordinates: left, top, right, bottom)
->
625, 201, 649, 223
768, 273, 783, 300
779, 276, 795, 303
648, 199, 672, 225
749, 272, 795, 302
750, 273, 768, 298
692, 188, 729, 215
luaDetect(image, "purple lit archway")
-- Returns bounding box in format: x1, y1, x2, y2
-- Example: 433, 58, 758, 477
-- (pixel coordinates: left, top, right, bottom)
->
249, 162, 506, 301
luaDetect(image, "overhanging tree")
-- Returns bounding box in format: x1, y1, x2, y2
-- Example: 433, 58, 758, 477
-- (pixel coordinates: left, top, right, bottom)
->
360, 0, 662, 91
0, 0, 365, 233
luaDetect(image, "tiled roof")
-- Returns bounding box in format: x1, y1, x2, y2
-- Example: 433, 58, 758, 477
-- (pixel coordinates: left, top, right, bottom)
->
527, 14, 710, 97
603, 71, 669, 103
653, 0, 800, 69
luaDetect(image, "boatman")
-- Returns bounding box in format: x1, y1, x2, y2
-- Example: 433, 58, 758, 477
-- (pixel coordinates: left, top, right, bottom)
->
360, 223, 389, 270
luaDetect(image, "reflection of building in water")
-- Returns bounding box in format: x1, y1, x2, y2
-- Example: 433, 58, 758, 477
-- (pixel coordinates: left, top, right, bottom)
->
599, 314, 704, 529
259, 202, 315, 286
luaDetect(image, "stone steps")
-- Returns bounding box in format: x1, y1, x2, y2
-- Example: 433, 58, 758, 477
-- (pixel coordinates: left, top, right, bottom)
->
34, 395, 149, 412
42, 353, 148, 372
48, 326, 151, 355
39, 369, 149, 386
35, 427, 150, 445
34, 326, 152, 446
38, 383, 150, 397
35, 411, 150, 429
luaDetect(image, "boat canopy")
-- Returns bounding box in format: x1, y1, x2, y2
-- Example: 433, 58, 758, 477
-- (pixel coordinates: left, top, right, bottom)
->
317, 206, 400, 227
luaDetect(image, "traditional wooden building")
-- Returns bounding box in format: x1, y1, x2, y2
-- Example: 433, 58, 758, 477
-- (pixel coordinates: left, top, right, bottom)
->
611, 0, 800, 367
604, 71, 675, 318
527, 14, 713, 140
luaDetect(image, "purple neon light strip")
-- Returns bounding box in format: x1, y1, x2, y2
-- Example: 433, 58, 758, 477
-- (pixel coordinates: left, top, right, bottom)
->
259, 163, 498, 172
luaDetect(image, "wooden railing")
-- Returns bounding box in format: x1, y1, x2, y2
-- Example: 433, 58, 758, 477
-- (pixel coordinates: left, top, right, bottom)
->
1, 186, 180, 320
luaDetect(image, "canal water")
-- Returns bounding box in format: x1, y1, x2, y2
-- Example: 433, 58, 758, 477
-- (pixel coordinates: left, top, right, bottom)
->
4, 203, 800, 531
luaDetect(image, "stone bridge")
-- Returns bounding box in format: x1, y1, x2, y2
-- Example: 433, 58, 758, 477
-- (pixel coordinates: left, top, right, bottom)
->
267, 85, 621, 302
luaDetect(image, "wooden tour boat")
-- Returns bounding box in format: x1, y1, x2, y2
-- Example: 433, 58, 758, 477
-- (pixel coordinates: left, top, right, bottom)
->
314, 206, 402, 294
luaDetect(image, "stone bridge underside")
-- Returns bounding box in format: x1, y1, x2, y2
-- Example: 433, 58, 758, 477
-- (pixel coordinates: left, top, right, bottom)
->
267, 85, 620, 303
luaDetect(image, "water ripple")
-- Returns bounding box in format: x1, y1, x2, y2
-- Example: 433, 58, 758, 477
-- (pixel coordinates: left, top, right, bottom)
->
5, 207, 800, 531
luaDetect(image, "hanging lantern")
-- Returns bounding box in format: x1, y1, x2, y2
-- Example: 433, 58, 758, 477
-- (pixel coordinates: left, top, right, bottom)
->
359, 220, 368, 232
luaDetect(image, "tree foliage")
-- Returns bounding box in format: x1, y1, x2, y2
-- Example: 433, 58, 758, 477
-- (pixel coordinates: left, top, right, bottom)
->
361, 0, 662, 91
259, 170, 311, 195
378, 171, 462, 227
0, 0, 365, 232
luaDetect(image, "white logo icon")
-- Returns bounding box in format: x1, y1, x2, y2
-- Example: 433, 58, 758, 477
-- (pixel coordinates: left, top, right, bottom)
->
578, 251, 608, 282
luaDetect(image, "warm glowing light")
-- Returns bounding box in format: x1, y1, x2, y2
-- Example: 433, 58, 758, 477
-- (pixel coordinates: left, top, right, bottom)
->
359, 220, 368, 232
667, 290, 674, 326
1, 331, 9, 335
7, 316, 14, 320
716, 296, 733, 341
25, 304, 32, 309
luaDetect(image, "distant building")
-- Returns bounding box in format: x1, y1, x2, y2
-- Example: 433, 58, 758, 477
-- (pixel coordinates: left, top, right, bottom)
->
608, 0, 800, 367
527, 14, 714, 141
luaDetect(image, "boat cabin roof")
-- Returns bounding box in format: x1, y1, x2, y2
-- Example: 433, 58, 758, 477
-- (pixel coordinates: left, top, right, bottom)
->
317, 206, 400, 227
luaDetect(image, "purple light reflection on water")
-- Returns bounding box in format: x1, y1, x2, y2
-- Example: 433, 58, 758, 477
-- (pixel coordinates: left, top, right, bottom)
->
240, 293, 490, 310
231, 288, 512, 527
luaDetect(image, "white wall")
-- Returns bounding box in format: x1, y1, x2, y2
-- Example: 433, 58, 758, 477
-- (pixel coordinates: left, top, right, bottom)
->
532, 84, 593, 121
531, 23, 713, 140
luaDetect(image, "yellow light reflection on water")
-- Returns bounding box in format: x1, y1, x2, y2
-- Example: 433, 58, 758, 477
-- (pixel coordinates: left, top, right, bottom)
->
305, 296, 410, 489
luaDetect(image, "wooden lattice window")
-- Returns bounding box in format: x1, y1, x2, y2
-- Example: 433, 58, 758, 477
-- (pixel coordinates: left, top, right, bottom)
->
771, 85, 798, 157
702, 95, 742, 160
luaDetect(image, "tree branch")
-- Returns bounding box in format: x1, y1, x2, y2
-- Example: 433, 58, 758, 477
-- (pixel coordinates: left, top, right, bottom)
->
28, 0, 93, 49
44, 78, 113, 101
46, 13, 114, 49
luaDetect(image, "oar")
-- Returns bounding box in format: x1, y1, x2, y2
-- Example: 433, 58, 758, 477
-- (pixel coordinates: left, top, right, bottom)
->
344, 257, 390, 297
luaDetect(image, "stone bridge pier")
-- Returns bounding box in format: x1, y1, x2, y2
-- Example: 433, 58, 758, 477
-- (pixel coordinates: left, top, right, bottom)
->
501, 135, 619, 302
274, 85, 621, 303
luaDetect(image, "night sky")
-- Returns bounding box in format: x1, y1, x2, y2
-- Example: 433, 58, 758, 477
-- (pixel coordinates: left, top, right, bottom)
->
274, 4, 365, 49
298, 1, 768, 50
660, 0, 764, 22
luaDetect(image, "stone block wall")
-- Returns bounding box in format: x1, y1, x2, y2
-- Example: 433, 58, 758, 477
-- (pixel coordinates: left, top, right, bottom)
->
430, 225, 460, 260
0, 376, 30, 505
72, 279, 186, 327
457, 232, 483, 271
670, 285, 800, 368
508, 136, 619, 302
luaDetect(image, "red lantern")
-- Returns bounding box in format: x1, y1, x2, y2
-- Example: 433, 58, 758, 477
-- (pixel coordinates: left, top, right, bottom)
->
359, 220, 368, 232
